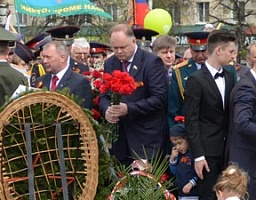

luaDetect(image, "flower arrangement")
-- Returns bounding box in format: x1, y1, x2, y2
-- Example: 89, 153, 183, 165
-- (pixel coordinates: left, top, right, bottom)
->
84, 69, 176, 200
99, 70, 136, 105
0, 90, 99, 200
107, 155, 176, 200
83, 69, 104, 120
0, 77, 176, 200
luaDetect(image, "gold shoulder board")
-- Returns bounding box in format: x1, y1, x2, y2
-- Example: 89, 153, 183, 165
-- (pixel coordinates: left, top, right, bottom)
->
173, 59, 189, 70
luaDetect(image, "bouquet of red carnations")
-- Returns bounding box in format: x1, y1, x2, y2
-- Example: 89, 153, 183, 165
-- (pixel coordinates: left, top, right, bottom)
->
100, 70, 136, 105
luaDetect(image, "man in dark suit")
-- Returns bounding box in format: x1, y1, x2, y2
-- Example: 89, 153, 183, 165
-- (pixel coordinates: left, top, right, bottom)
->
184, 30, 237, 200
228, 41, 256, 198
99, 24, 169, 166
37, 41, 93, 109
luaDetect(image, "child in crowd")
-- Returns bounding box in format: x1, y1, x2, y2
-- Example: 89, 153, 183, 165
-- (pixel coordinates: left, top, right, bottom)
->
169, 124, 198, 200
214, 163, 249, 200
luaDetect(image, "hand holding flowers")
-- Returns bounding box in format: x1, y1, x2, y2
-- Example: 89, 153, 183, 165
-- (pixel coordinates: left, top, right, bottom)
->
100, 70, 136, 123
105, 103, 128, 123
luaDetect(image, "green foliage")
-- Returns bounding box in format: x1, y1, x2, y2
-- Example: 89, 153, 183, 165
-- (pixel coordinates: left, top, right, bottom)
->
1, 89, 174, 199
108, 152, 175, 200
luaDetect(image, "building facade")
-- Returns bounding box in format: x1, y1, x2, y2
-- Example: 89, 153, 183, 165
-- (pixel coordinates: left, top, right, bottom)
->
1, 0, 256, 48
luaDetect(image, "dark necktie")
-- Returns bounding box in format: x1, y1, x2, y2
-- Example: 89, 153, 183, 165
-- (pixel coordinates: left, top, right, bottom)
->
214, 71, 224, 79
122, 61, 130, 72
51, 75, 59, 90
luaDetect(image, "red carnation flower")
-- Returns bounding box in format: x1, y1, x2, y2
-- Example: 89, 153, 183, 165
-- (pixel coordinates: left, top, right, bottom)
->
82, 71, 91, 76
100, 70, 136, 105
160, 173, 169, 182
94, 96, 99, 106
92, 108, 101, 120
93, 79, 103, 90
174, 115, 185, 123
92, 70, 103, 79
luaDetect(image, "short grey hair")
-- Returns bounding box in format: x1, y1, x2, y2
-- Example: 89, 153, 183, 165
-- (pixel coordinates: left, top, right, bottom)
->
72, 37, 90, 49
43, 41, 69, 57
247, 41, 256, 56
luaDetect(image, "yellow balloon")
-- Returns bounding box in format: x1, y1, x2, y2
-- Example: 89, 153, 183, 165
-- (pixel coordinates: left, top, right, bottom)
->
144, 9, 173, 35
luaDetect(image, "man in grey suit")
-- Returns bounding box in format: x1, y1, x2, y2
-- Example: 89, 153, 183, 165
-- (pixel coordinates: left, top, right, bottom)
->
228, 41, 256, 199
99, 24, 169, 166
37, 41, 93, 109
184, 30, 237, 200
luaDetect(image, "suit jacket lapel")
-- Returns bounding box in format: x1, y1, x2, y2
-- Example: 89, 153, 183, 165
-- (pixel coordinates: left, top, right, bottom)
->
108, 48, 142, 78
42, 74, 52, 90
113, 58, 123, 72
202, 65, 224, 108
181, 59, 198, 83
56, 69, 73, 90
129, 63, 139, 77
224, 68, 235, 108
248, 70, 256, 86
129, 48, 143, 78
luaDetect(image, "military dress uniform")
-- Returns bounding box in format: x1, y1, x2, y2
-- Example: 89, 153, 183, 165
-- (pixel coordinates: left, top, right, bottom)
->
89, 42, 111, 70
11, 41, 35, 85
168, 31, 210, 127
133, 28, 159, 51
0, 27, 28, 107
25, 33, 50, 87
168, 58, 199, 127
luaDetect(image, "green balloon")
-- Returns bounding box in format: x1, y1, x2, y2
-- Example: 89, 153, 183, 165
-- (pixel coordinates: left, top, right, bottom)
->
144, 9, 173, 35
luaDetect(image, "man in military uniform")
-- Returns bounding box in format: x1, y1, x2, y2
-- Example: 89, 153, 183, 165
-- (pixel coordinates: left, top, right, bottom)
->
46, 25, 89, 74
88, 42, 110, 70
168, 31, 209, 127
168, 31, 237, 127
133, 28, 159, 52
25, 33, 51, 87
0, 27, 28, 107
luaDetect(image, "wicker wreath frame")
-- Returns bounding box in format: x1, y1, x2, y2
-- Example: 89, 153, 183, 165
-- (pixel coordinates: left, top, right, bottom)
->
0, 91, 98, 200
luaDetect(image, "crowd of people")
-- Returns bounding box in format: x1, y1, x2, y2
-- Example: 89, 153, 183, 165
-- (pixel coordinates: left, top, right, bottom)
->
0, 22, 254, 200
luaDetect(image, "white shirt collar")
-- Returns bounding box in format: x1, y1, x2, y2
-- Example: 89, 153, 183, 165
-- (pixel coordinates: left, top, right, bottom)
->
53, 63, 69, 81
250, 68, 256, 80
128, 45, 138, 63
196, 62, 202, 70
124, 45, 138, 71
225, 197, 240, 200
205, 61, 223, 78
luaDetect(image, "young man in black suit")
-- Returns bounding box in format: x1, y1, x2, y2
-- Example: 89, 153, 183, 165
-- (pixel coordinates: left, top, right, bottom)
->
37, 41, 93, 109
99, 24, 169, 166
184, 30, 237, 200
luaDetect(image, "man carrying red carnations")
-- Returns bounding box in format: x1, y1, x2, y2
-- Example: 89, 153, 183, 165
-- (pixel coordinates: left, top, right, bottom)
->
99, 24, 169, 167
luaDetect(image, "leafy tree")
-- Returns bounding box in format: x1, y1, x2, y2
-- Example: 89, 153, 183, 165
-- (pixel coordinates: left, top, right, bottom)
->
209, 0, 256, 62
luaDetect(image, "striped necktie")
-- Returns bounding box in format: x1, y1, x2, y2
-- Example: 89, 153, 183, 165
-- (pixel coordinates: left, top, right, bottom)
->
122, 61, 130, 72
